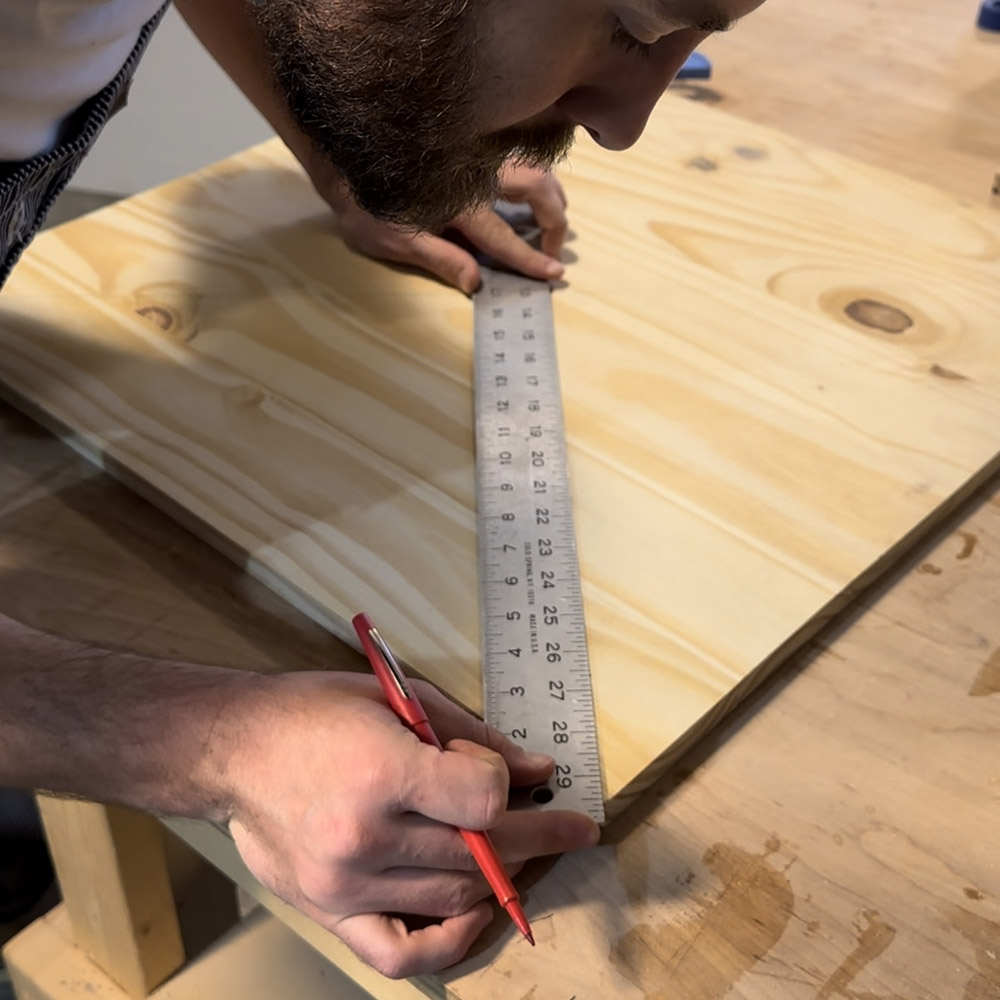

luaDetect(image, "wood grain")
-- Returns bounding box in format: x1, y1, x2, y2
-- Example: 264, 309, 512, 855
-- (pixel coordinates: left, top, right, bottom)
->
0, 96, 998, 811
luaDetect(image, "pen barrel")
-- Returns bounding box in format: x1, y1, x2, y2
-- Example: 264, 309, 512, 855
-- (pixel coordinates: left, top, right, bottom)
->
460, 829, 517, 906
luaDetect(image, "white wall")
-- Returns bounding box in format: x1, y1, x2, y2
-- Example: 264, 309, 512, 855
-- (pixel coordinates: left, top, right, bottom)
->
71, 6, 274, 196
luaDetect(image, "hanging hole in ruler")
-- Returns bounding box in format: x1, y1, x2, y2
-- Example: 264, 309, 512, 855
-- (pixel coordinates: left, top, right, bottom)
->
530, 786, 555, 805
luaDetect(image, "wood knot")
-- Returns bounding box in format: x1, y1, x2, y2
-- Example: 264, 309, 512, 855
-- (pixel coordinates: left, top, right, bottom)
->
843, 299, 914, 334
135, 305, 174, 331
130, 283, 200, 342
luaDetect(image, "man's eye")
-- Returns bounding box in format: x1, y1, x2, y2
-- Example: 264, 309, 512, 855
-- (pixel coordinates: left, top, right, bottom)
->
611, 17, 654, 56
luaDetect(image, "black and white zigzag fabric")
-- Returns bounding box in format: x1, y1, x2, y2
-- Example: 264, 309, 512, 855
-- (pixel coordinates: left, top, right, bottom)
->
0, 3, 168, 291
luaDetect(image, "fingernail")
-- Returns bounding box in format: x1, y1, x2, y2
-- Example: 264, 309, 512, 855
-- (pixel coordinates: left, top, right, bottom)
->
545, 260, 564, 278
561, 817, 601, 847
526, 751, 554, 768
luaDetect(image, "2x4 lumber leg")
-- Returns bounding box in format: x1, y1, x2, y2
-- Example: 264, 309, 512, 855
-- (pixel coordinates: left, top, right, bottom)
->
36, 796, 184, 998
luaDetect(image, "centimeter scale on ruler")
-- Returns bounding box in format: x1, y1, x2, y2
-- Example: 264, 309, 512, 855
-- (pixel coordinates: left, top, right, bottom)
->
473, 266, 605, 824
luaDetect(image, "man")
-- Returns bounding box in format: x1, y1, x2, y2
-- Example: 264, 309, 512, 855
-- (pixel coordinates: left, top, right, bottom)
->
0, 0, 759, 979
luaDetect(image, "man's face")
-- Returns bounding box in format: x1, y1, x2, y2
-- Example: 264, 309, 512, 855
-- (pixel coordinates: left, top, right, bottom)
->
256, 0, 763, 229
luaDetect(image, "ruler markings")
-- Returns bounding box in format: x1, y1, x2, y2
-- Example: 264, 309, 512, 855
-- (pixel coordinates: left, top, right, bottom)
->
473, 268, 605, 824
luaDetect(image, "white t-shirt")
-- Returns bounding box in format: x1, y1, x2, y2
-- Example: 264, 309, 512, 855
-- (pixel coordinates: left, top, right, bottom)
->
0, 0, 165, 160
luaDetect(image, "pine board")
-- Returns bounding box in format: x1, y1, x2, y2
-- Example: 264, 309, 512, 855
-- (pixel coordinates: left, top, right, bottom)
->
0, 95, 998, 811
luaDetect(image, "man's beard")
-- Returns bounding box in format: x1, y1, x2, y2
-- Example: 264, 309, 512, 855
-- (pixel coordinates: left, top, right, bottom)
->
254, 0, 576, 229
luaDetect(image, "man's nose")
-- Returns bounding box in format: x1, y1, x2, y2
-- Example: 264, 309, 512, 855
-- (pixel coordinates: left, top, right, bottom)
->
555, 42, 699, 151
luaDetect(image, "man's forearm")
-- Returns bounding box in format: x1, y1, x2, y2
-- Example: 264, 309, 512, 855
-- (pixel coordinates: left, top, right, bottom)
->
0, 612, 257, 820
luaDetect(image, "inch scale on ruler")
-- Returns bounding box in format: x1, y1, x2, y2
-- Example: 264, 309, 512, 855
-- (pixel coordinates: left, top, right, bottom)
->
473, 267, 605, 824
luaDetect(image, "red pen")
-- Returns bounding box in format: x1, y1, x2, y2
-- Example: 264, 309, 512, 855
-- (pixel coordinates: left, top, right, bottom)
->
352, 612, 534, 946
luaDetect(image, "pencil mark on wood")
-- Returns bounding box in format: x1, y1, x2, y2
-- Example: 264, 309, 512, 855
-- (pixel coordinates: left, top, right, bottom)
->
931, 363, 971, 381
917, 563, 943, 575
815, 909, 896, 999
843, 299, 914, 335
610, 841, 794, 999
733, 145, 769, 160
969, 648, 1000, 697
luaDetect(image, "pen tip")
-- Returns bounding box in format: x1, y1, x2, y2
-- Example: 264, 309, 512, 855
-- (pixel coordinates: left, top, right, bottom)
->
508, 904, 534, 945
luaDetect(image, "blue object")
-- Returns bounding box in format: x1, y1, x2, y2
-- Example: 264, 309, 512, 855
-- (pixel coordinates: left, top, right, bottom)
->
978, 0, 1000, 30
676, 52, 712, 80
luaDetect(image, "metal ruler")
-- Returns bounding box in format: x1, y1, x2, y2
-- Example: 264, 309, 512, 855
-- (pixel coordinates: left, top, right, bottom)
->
473, 268, 605, 824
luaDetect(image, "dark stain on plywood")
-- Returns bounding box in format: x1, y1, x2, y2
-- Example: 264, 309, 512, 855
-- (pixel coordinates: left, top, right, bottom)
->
956, 532, 978, 560
949, 906, 1000, 1000
610, 841, 794, 998
815, 909, 897, 999
969, 648, 1000, 697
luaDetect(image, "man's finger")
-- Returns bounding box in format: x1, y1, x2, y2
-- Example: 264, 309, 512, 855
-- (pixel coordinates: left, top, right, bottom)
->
488, 807, 601, 861
500, 168, 568, 209
332, 905, 494, 979
347, 226, 481, 294
399, 738, 510, 829
403, 232, 482, 294
354, 867, 511, 917
414, 682, 555, 786
514, 181, 569, 259
393, 808, 597, 869
453, 211, 563, 283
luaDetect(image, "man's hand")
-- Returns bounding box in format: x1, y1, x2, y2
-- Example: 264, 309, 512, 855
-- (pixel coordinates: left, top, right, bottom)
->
316, 164, 568, 295
174, 0, 568, 294
224, 670, 599, 978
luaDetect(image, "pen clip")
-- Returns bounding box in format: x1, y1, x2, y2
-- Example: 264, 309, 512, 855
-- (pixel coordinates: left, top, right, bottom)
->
368, 627, 411, 700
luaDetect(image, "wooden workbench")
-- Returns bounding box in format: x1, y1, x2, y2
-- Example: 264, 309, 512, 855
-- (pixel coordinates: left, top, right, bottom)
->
3, 0, 999, 996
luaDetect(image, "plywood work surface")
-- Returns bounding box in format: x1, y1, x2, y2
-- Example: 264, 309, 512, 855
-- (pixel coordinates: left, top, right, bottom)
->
1, 96, 999, 808
697, 0, 1000, 203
